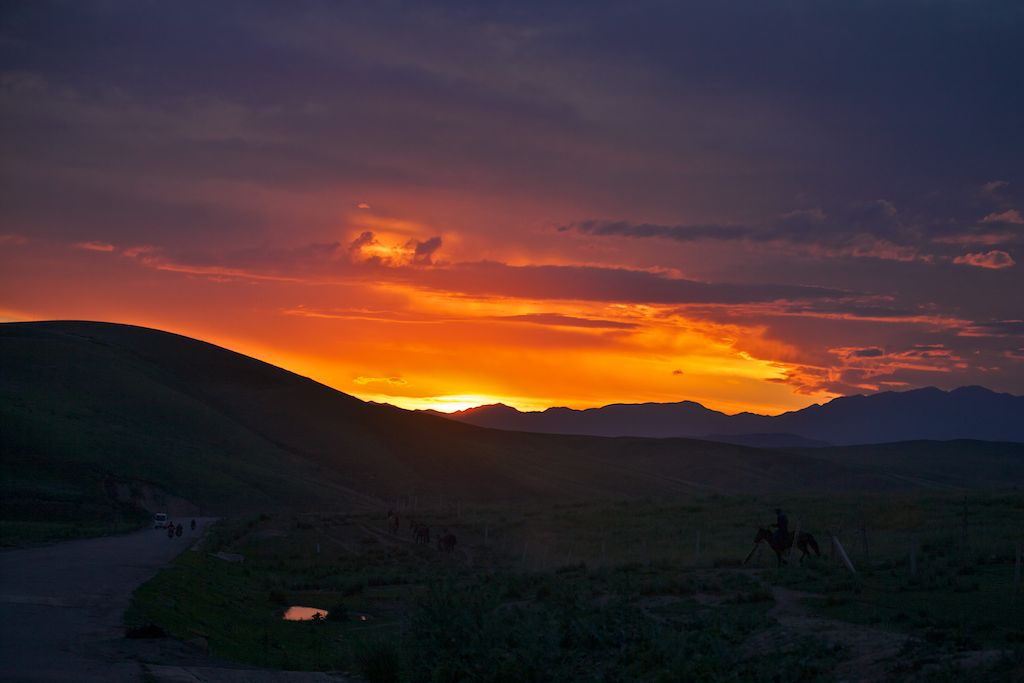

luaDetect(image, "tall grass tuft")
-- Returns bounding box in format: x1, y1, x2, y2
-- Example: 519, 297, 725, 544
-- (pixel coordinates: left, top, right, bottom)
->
352, 635, 403, 683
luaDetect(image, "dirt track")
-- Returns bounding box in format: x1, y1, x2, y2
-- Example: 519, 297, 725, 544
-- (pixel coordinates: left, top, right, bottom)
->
0, 520, 213, 682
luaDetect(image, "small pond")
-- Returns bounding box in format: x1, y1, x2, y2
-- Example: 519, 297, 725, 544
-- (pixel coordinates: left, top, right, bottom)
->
282, 606, 328, 621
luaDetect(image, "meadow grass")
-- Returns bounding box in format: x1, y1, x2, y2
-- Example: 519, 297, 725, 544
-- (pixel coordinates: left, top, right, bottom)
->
126, 492, 1024, 681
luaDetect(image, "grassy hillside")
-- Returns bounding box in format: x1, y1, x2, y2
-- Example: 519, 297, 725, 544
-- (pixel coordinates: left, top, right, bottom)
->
795, 440, 1024, 490
2, 321, 1022, 543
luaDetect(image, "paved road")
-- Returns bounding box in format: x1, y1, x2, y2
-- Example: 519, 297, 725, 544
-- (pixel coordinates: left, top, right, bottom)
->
0, 519, 214, 682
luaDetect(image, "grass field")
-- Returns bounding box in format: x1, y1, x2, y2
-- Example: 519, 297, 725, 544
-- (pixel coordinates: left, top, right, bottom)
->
127, 492, 1024, 681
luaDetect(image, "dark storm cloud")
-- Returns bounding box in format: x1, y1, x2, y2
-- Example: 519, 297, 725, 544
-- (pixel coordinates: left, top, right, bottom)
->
1, 0, 1023, 396
492, 313, 637, 330
3, 1, 1023, 240
403, 261, 848, 305
408, 236, 443, 265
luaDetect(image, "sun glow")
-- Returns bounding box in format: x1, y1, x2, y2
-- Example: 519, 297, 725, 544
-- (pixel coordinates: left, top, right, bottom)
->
357, 392, 550, 413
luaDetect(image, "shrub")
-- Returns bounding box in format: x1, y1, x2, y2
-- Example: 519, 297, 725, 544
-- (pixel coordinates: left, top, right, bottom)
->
352, 636, 402, 683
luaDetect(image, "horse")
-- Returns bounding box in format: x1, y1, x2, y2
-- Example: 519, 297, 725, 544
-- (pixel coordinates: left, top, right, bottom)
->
437, 531, 456, 553
413, 523, 430, 545
747, 527, 820, 566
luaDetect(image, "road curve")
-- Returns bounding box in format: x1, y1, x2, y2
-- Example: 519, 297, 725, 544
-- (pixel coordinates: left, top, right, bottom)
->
0, 519, 214, 682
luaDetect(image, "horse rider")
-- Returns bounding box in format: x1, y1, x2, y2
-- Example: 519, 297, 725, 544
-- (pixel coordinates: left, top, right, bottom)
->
771, 507, 789, 546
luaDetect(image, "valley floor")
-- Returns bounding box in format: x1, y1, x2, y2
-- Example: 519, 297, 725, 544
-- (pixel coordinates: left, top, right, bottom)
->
127, 492, 1024, 682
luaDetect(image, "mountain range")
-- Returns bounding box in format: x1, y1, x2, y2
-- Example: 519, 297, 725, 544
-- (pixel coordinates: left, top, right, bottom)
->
2, 321, 1022, 536
432, 386, 1024, 446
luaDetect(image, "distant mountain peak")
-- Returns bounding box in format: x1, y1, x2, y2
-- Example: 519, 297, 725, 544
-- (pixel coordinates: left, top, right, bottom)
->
441, 386, 1023, 446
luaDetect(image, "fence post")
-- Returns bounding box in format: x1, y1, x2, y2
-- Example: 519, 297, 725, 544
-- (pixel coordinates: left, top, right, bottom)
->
1014, 542, 1021, 598
788, 519, 801, 566
694, 530, 701, 563
860, 526, 869, 561
910, 542, 917, 578
960, 497, 969, 550
830, 533, 856, 574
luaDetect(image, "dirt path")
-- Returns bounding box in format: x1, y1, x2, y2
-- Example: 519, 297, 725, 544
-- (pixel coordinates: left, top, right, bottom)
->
762, 586, 908, 683
0, 520, 216, 681
0, 521, 355, 682
753, 586, 1008, 682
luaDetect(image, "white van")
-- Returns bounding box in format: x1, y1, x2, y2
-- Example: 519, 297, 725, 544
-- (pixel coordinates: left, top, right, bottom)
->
153, 513, 170, 529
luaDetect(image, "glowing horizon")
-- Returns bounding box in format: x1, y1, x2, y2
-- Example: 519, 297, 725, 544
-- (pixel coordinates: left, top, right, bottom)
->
1, 3, 1021, 412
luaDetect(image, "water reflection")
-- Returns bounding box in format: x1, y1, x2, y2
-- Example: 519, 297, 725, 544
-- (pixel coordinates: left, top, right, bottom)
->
282, 606, 328, 621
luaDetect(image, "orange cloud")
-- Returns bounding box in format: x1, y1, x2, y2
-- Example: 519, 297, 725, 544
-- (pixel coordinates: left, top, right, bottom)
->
981, 209, 1023, 224
953, 250, 1015, 270
74, 241, 116, 252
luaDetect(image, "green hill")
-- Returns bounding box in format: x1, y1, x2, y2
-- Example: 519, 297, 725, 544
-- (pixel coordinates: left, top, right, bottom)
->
2, 321, 1021, 542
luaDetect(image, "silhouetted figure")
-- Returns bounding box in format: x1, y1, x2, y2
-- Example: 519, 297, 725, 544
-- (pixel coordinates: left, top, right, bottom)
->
438, 530, 457, 553
387, 511, 399, 535
190, 519, 196, 531
175, 523, 183, 537
413, 523, 430, 544
167, 524, 175, 539
771, 508, 789, 547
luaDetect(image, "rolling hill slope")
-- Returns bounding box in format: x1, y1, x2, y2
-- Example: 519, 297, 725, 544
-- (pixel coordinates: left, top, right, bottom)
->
2, 321, 1022, 537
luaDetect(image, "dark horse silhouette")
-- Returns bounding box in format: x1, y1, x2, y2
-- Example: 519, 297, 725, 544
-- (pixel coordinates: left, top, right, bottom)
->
748, 527, 820, 566
437, 531, 456, 553
412, 523, 430, 545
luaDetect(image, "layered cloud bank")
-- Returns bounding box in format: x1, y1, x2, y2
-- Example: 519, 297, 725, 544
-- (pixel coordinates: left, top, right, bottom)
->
1, 1, 1022, 413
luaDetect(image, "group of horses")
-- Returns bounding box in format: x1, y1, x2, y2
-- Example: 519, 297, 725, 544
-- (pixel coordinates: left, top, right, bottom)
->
385, 509, 818, 566
386, 510, 457, 554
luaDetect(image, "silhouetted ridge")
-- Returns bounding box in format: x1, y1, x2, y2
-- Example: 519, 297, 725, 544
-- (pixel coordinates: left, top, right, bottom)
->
439, 387, 1024, 445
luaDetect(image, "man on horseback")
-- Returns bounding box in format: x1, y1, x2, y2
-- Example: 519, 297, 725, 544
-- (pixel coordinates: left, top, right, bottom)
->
771, 507, 789, 547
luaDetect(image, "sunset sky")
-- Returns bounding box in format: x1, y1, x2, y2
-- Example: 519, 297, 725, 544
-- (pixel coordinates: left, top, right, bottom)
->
2, 1, 1022, 414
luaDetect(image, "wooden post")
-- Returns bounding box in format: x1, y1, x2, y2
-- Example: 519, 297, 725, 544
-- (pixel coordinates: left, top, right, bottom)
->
830, 533, 856, 574
961, 497, 969, 549
910, 543, 917, 578
601, 538, 607, 566
484, 525, 489, 547
694, 530, 701, 562
1014, 542, 1021, 598
788, 519, 801, 566
860, 526, 869, 561
522, 540, 529, 567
